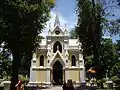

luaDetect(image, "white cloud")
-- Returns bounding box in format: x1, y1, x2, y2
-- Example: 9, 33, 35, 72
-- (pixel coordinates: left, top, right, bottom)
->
40, 11, 77, 37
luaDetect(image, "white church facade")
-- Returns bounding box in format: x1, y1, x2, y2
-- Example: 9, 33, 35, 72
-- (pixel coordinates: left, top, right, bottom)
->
29, 14, 85, 85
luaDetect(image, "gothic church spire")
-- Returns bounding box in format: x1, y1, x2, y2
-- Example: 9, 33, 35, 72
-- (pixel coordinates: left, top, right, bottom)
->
54, 13, 60, 27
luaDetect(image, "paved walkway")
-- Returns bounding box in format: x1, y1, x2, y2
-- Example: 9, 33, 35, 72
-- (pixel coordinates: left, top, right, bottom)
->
40, 86, 62, 90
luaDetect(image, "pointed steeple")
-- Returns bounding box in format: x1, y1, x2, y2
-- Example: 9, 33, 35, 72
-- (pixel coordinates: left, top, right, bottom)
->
54, 13, 60, 27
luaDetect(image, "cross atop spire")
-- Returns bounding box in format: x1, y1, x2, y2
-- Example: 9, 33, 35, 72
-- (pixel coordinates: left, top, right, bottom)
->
54, 13, 60, 27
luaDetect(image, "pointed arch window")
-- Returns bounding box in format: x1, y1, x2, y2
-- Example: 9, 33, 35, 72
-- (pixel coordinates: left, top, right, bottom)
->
53, 41, 62, 53
71, 55, 76, 66
40, 55, 44, 66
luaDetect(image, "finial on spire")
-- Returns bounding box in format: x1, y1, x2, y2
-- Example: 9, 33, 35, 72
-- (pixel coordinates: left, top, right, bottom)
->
64, 23, 68, 35
65, 23, 67, 28
48, 23, 51, 35
49, 22, 51, 29
54, 12, 60, 27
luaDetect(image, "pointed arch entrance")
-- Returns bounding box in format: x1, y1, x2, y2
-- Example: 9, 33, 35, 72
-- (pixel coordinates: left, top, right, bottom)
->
53, 61, 63, 85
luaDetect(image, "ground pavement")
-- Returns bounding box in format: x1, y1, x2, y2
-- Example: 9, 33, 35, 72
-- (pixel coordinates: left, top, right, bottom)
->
39, 86, 62, 90
38, 85, 86, 90
33, 85, 106, 90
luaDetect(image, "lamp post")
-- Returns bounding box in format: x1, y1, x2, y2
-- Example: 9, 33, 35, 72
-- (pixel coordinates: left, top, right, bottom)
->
106, 70, 108, 81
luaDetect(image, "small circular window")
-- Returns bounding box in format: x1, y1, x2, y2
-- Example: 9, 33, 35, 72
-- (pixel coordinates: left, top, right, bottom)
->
55, 30, 60, 35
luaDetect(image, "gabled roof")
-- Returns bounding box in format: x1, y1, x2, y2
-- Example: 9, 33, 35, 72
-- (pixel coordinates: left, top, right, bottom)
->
52, 25, 64, 35
51, 50, 64, 61
50, 50, 65, 68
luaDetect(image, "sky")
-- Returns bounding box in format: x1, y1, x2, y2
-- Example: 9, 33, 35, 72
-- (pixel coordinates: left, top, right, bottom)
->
41, 0, 120, 42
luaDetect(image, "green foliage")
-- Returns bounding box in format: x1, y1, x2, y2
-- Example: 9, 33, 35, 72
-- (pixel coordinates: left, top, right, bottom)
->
111, 76, 120, 82
0, 0, 53, 52
108, 40, 120, 78
18, 74, 29, 85
107, 19, 120, 36
76, 0, 103, 56
110, 62, 120, 77
0, 0, 53, 90
104, 0, 120, 36
69, 28, 78, 39
84, 55, 93, 70
75, 27, 120, 80
99, 38, 118, 78
18, 74, 28, 81
76, 0, 104, 79
85, 38, 119, 79
97, 78, 106, 83
116, 40, 120, 52
0, 47, 12, 77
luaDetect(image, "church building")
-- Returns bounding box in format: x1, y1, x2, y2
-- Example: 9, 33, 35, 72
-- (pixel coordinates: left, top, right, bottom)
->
29, 13, 85, 85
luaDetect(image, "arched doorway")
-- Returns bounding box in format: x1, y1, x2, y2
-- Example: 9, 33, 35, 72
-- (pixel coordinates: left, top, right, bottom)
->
53, 61, 63, 85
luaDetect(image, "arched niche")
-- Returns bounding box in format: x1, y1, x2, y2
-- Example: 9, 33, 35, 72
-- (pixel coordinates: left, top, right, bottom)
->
40, 55, 44, 66
53, 41, 62, 53
71, 55, 76, 66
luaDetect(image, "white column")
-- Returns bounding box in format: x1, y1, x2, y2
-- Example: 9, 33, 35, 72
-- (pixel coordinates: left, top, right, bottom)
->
32, 53, 37, 67
4, 81, 11, 90
79, 53, 85, 83
46, 49, 50, 84
80, 67, 85, 83
30, 67, 36, 82
29, 53, 37, 83
46, 69, 51, 84
65, 68, 69, 82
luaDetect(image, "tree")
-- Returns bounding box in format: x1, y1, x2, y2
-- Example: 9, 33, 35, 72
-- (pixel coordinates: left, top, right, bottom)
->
76, 0, 104, 79
85, 38, 118, 79
110, 40, 120, 78
0, 0, 54, 90
0, 54, 12, 79
69, 28, 78, 39
99, 38, 118, 78
116, 40, 120, 60
20, 35, 45, 74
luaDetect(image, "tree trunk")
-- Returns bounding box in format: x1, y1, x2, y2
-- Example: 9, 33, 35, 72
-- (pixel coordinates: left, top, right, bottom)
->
26, 51, 32, 77
91, 0, 102, 79
10, 52, 21, 90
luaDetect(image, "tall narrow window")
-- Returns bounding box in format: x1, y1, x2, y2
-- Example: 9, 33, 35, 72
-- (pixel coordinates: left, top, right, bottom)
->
53, 41, 62, 53
71, 55, 76, 66
40, 55, 44, 66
